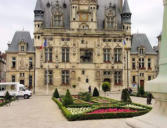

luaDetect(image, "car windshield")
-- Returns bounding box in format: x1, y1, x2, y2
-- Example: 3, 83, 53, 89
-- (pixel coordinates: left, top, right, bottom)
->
19, 87, 25, 91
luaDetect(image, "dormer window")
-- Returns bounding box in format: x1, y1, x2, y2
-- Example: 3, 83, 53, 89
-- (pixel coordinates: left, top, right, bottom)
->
138, 47, 145, 55
21, 46, 25, 52
19, 41, 27, 52
104, 3, 116, 30
51, 1, 64, 28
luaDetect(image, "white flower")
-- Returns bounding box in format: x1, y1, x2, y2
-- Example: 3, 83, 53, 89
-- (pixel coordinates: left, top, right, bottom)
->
67, 107, 91, 115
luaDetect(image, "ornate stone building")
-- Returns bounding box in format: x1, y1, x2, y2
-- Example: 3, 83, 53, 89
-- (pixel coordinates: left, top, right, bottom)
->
0, 52, 6, 82
6, 0, 158, 94
6, 31, 35, 89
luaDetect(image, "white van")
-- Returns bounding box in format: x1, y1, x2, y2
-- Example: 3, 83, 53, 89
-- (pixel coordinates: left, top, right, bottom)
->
0, 82, 32, 99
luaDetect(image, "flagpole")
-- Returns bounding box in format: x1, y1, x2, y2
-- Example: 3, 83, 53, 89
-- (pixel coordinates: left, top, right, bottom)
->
123, 39, 125, 89
46, 39, 49, 95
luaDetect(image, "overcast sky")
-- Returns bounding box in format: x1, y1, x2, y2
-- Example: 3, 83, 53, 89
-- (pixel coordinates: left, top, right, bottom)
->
0, 0, 164, 52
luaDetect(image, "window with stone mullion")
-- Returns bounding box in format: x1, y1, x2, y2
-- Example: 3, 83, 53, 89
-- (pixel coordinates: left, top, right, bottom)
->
45, 48, 52, 62
104, 49, 110, 62
114, 48, 122, 63
62, 70, 70, 85
62, 48, 69, 63
45, 70, 53, 85
139, 58, 145, 69
114, 71, 122, 85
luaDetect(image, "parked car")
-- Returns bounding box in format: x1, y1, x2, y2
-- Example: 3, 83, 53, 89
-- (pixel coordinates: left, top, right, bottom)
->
0, 82, 32, 99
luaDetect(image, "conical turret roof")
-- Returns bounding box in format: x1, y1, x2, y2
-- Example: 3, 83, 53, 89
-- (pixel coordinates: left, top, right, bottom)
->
35, 0, 44, 11
122, 0, 131, 14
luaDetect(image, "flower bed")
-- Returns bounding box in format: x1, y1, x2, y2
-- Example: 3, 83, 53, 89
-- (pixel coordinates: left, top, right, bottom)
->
0, 98, 4, 104
53, 97, 151, 121
88, 108, 137, 114
67, 107, 91, 115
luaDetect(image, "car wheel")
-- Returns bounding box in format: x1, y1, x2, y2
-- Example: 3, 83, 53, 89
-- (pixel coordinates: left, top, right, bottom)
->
24, 95, 28, 99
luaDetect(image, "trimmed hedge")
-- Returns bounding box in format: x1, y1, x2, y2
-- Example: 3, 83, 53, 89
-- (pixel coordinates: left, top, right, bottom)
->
0, 98, 15, 107
52, 98, 151, 121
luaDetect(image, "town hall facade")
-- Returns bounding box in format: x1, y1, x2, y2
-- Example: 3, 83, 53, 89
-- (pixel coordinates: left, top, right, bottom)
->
6, 0, 158, 94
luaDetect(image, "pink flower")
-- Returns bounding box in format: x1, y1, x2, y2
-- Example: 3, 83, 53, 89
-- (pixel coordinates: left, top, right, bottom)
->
88, 108, 137, 114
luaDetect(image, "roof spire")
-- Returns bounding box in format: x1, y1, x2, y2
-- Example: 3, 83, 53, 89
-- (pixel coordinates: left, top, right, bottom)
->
122, 0, 131, 14
35, 0, 44, 11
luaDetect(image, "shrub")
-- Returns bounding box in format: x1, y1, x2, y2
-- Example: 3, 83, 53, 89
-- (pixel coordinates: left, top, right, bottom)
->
53, 88, 60, 98
121, 88, 132, 104
137, 85, 145, 97
78, 92, 91, 102
4, 91, 12, 101
102, 82, 110, 92
63, 89, 73, 106
93, 87, 99, 97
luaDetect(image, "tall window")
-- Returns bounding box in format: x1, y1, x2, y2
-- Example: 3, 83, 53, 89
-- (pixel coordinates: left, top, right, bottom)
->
45, 70, 53, 85
54, 15, 63, 27
12, 75, 15, 82
45, 48, 52, 62
139, 58, 145, 69
12, 57, 16, 68
132, 76, 136, 83
29, 57, 33, 69
148, 58, 151, 69
62, 48, 70, 62
20, 73, 25, 77
29, 75, 32, 88
21, 46, 25, 52
62, 70, 70, 85
114, 71, 122, 85
114, 48, 122, 63
139, 48, 144, 55
148, 76, 152, 81
132, 58, 136, 69
103, 49, 111, 62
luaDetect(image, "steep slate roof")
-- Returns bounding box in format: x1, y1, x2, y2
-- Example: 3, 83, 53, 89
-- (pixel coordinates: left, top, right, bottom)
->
131, 34, 157, 55
7, 31, 34, 53
35, 0, 44, 11
35, 0, 123, 29
122, 0, 131, 14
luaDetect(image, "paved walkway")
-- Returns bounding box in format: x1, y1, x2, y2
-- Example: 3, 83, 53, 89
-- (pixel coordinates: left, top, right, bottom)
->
0, 95, 152, 128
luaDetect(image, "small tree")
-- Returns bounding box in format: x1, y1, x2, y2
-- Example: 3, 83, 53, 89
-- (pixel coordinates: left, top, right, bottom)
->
137, 85, 145, 97
139, 85, 145, 96
53, 88, 60, 98
63, 89, 73, 106
121, 88, 132, 104
93, 87, 99, 97
4, 91, 12, 101
102, 82, 110, 92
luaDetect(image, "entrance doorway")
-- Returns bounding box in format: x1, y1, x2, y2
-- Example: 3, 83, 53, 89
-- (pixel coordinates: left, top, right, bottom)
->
20, 80, 25, 85
140, 80, 144, 86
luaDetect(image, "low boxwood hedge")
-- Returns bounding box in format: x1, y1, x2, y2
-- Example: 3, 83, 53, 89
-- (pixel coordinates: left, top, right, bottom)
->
52, 98, 151, 121
0, 99, 15, 107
